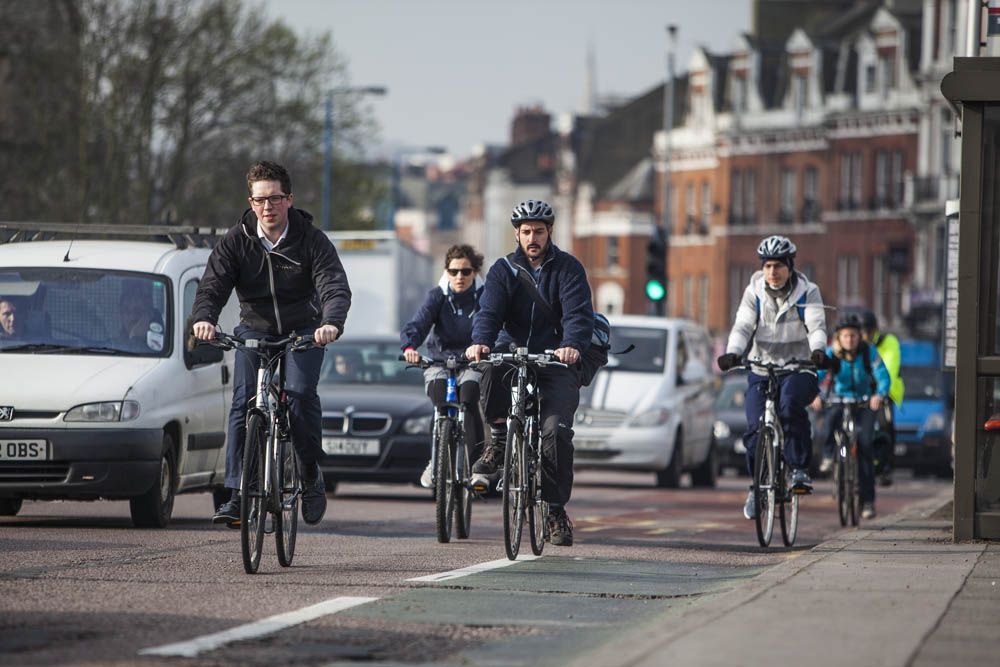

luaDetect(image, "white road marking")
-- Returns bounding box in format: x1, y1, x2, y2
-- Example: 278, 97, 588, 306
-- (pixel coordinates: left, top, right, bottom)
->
407, 554, 542, 583
138, 596, 377, 658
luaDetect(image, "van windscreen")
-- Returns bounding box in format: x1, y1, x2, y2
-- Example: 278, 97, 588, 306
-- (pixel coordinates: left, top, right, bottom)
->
607, 327, 668, 373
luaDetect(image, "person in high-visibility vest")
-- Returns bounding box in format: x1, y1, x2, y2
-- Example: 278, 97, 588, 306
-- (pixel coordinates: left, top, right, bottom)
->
860, 310, 904, 486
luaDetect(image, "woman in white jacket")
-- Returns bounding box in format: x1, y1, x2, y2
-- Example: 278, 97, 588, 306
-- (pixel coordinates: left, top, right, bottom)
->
717, 236, 831, 520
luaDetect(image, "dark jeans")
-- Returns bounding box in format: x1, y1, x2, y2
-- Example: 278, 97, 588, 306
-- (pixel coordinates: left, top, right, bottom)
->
820, 403, 878, 503
480, 364, 580, 506
744, 371, 819, 475
427, 379, 485, 459
224, 325, 325, 490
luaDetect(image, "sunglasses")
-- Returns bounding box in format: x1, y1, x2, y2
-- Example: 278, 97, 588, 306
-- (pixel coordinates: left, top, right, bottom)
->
447, 268, 474, 277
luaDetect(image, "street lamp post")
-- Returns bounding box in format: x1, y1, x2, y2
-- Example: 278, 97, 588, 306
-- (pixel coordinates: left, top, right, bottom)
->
655, 24, 678, 317
321, 85, 387, 231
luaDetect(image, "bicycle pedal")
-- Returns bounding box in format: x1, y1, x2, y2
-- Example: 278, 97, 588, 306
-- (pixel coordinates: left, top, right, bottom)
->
792, 486, 812, 495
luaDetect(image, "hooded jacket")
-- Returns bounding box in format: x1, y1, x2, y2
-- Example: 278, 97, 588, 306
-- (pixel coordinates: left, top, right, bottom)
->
820, 341, 892, 400
191, 207, 351, 336
725, 270, 827, 374
472, 243, 593, 354
400, 273, 484, 360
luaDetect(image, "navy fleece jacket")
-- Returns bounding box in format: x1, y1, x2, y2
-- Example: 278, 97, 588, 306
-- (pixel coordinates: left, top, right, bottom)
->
400, 275, 483, 360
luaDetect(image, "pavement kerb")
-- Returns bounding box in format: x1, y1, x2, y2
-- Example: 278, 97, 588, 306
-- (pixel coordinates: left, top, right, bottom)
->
571, 487, 958, 667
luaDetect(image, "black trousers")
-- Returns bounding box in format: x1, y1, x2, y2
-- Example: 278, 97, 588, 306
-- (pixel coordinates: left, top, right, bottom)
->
821, 404, 878, 504
480, 364, 580, 506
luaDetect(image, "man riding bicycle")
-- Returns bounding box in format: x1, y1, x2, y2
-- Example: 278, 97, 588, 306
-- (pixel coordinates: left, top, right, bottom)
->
859, 309, 903, 486
400, 244, 486, 489
717, 235, 830, 520
813, 314, 891, 519
465, 199, 593, 547
191, 160, 351, 527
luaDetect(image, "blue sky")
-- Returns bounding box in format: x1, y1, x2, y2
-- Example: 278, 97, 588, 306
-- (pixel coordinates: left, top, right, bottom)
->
266, 0, 752, 159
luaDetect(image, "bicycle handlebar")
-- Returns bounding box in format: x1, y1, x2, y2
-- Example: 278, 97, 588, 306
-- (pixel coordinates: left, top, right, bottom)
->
731, 357, 818, 373
189, 330, 316, 353
475, 347, 569, 369
397, 354, 471, 370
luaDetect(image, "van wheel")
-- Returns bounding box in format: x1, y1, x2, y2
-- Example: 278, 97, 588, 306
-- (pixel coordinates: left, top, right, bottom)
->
655, 433, 683, 488
130, 434, 176, 528
0, 498, 22, 516
690, 440, 718, 488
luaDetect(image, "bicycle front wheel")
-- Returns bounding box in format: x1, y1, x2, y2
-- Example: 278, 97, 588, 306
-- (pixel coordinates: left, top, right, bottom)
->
502, 425, 525, 560
454, 429, 472, 540
527, 420, 545, 556
834, 432, 848, 527
753, 427, 777, 547
434, 419, 455, 543
779, 465, 799, 547
240, 413, 268, 574
274, 434, 299, 567
847, 440, 859, 527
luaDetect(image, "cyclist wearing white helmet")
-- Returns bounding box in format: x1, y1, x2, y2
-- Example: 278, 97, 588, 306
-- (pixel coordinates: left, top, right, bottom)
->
717, 235, 831, 520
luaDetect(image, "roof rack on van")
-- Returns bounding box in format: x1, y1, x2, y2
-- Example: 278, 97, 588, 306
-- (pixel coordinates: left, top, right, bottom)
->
0, 222, 226, 249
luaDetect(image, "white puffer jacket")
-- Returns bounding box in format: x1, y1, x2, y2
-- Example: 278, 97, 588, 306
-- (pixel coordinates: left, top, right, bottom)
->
725, 271, 828, 374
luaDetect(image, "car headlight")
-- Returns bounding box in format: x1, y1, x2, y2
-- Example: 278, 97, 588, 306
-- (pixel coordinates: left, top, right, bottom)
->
629, 408, 671, 428
713, 420, 731, 440
64, 400, 141, 422
402, 414, 433, 434
922, 412, 946, 433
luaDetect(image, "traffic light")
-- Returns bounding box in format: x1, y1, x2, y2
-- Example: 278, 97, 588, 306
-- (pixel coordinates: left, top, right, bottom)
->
645, 226, 667, 306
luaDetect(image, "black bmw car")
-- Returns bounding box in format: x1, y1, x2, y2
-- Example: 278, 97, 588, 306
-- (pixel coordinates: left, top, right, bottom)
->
316, 336, 433, 491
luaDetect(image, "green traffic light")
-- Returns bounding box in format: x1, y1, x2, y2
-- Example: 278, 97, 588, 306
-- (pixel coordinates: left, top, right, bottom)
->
645, 279, 665, 301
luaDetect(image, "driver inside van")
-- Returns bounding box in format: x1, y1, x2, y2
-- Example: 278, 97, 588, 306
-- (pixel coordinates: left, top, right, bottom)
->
117, 283, 163, 351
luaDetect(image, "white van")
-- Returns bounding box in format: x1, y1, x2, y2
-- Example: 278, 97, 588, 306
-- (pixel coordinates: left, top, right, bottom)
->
0, 239, 236, 526
573, 316, 718, 488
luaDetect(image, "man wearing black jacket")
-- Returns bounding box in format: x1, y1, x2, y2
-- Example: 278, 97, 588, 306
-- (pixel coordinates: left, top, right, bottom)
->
466, 199, 593, 547
192, 161, 351, 526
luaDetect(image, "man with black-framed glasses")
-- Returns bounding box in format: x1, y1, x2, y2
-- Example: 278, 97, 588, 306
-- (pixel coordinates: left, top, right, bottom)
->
191, 160, 351, 527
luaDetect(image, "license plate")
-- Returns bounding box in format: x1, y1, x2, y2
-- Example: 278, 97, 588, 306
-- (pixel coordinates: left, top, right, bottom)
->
894, 444, 907, 456
0, 440, 50, 460
575, 439, 608, 451
322, 437, 380, 456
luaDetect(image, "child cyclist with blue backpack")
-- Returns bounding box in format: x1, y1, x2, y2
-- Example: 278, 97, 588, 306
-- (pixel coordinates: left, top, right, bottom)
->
812, 313, 891, 519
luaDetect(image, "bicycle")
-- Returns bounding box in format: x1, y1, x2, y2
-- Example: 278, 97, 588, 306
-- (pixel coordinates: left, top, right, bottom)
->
731, 358, 817, 548
199, 331, 315, 574
399, 354, 476, 543
825, 395, 868, 527
477, 346, 568, 560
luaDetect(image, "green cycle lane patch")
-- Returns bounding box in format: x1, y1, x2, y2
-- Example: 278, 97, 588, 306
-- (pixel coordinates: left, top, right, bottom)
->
199, 556, 766, 666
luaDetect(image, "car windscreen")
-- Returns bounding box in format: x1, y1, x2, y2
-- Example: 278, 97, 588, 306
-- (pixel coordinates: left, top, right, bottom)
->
0, 268, 170, 357
320, 340, 423, 386
900, 365, 944, 400
715, 379, 747, 410
607, 326, 668, 373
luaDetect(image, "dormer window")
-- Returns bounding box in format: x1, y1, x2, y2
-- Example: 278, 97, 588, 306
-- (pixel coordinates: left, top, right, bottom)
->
734, 75, 748, 113
879, 53, 895, 96
794, 74, 807, 115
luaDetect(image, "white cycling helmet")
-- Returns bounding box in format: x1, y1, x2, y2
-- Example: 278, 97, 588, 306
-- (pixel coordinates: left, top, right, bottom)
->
756, 235, 797, 263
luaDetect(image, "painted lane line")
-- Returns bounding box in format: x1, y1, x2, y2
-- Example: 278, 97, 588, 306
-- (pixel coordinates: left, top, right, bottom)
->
138, 596, 377, 658
407, 554, 542, 582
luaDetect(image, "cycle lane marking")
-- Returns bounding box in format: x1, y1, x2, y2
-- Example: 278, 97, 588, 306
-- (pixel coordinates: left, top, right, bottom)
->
407, 554, 542, 582
138, 596, 377, 658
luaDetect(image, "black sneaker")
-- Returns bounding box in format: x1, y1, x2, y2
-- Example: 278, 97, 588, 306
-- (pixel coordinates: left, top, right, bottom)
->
791, 468, 813, 494
212, 494, 240, 526
301, 463, 327, 525
472, 444, 504, 476
547, 507, 573, 547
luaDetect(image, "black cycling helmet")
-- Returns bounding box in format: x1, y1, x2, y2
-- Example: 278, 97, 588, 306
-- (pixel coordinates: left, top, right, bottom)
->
834, 313, 864, 333
860, 309, 878, 332
756, 235, 797, 263
510, 199, 555, 227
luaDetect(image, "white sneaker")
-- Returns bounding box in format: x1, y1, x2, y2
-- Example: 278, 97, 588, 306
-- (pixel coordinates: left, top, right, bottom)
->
819, 456, 833, 474
861, 503, 876, 520
743, 489, 756, 520
419, 460, 434, 489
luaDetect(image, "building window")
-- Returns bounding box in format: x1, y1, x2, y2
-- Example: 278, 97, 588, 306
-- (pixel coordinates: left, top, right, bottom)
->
841, 152, 863, 210
803, 166, 818, 221
729, 265, 755, 320
779, 168, 796, 223
875, 151, 889, 209
745, 170, 757, 223
892, 150, 904, 207
794, 74, 807, 115
698, 275, 709, 326
735, 75, 748, 112
852, 153, 863, 209
879, 54, 895, 97
837, 254, 860, 301
865, 64, 876, 93
700, 181, 711, 230
686, 183, 696, 233
606, 237, 619, 268
731, 169, 743, 224
683, 275, 693, 319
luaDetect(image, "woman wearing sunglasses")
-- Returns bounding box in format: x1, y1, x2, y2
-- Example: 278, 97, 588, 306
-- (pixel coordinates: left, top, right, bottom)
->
401, 244, 486, 488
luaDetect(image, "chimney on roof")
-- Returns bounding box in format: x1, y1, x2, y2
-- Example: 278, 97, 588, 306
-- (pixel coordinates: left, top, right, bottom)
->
511, 106, 551, 146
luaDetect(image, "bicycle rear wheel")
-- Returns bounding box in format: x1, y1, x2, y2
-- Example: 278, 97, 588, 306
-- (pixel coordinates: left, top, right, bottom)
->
454, 429, 472, 540
779, 465, 799, 547
435, 419, 456, 543
240, 413, 268, 574
274, 434, 299, 567
502, 425, 525, 560
527, 420, 545, 556
753, 427, 776, 547
834, 431, 848, 527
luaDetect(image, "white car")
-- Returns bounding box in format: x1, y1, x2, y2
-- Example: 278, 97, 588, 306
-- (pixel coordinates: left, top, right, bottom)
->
0, 239, 237, 526
573, 316, 718, 487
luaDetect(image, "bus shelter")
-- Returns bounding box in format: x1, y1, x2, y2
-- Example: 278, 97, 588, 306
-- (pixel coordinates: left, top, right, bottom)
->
942, 57, 1000, 540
